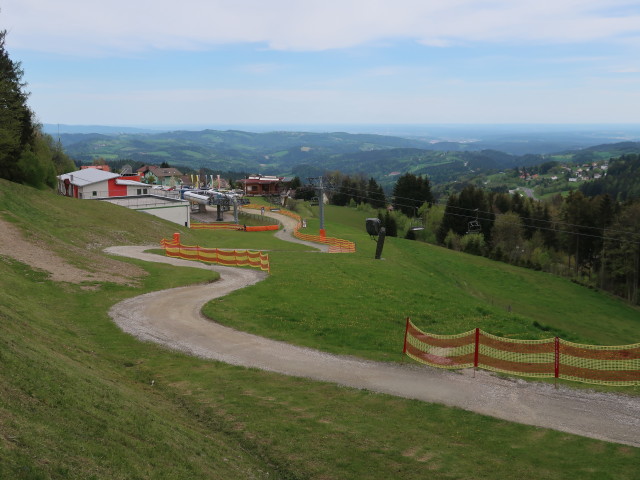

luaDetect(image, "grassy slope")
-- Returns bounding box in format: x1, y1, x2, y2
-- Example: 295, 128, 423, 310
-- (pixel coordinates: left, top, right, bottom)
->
208, 204, 640, 358
0, 181, 638, 479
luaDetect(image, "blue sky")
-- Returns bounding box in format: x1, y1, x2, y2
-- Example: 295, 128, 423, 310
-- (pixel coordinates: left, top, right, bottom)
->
3, 0, 640, 127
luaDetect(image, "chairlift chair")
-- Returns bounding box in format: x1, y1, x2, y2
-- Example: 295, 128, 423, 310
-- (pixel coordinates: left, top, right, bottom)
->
466, 220, 481, 234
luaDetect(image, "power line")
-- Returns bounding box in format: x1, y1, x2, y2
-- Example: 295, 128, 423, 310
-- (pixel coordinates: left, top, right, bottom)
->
314, 184, 640, 244
320, 183, 640, 239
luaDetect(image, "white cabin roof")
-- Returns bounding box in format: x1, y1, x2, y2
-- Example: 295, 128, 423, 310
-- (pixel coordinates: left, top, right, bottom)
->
59, 169, 119, 187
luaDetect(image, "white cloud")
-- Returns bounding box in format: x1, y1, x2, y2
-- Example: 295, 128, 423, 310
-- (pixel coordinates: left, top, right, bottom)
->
4, 0, 640, 55
611, 67, 640, 73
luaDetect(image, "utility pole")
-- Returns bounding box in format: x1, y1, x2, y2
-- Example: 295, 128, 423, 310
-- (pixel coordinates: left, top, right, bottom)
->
232, 196, 239, 224
308, 176, 328, 237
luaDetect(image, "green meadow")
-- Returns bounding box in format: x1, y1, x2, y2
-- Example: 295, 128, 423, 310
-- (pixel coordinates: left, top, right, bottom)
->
208, 204, 640, 355
1, 180, 638, 479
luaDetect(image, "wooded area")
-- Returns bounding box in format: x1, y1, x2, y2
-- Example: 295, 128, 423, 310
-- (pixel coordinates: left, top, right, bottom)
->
320, 171, 640, 306
0, 30, 74, 189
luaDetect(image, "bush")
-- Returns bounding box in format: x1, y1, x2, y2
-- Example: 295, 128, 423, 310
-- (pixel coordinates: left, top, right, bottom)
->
460, 233, 486, 256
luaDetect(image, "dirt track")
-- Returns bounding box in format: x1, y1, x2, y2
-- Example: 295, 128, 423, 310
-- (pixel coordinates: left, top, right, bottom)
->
106, 214, 640, 448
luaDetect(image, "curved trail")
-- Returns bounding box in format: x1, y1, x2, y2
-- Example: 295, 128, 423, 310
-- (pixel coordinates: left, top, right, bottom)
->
245, 207, 330, 252
106, 214, 640, 448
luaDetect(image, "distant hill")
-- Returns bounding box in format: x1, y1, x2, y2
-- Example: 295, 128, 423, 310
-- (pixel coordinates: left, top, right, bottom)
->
58, 128, 640, 189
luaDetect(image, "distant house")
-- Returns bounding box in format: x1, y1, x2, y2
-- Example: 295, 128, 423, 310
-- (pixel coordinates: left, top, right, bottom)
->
239, 175, 290, 196
57, 169, 149, 198
137, 165, 183, 186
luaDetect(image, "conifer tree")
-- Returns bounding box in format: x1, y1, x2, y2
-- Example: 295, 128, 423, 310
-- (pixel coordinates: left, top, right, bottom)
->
0, 29, 36, 183
392, 173, 433, 216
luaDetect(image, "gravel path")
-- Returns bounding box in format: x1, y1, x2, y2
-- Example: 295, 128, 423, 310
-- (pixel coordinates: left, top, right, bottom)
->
105, 221, 640, 448
243, 208, 330, 252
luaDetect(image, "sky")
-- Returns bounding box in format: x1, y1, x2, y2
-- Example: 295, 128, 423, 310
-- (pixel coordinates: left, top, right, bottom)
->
3, 0, 640, 128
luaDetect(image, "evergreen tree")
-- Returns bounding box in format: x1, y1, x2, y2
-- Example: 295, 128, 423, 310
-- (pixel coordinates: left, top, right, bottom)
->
289, 176, 302, 190
559, 191, 600, 275
366, 177, 386, 209
392, 173, 433, 216
437, 185, 494, 245
604, 201, 640, 304
378, 211, 397, 237
0, 30, 36, 183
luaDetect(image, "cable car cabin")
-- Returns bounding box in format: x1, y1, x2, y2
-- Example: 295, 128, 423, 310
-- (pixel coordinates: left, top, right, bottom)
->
466, 220, 482, 234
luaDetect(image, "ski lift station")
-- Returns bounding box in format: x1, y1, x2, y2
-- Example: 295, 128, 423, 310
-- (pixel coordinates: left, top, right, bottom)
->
57, 168, 191, 227
57, 168, 247, 227
101, 195, 191, 227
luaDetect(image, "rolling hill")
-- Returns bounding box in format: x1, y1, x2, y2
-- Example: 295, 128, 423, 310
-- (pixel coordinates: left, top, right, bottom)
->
58, 129, 640, 192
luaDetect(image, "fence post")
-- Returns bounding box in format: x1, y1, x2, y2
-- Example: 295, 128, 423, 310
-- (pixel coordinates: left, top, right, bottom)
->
554, 336, 560, 389
402, 317, 410, 359
474, 328, 480, 377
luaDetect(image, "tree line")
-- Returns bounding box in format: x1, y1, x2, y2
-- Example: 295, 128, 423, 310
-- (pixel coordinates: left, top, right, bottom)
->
436, 185, 640, 304
0, 31, 75, 188
299, 169, 639, 306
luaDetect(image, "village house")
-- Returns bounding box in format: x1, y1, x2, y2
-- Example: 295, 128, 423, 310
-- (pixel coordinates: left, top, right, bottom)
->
239, 175, 292, 196
137, 165, 183, 186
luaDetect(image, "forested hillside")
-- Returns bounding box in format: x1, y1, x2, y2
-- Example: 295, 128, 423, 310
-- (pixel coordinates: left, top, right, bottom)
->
0, 31, 75, 188
580, 154, 640, 201
60, 123, 640, 192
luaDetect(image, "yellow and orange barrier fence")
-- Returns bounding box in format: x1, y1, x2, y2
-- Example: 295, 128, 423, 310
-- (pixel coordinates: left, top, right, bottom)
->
245, 225, 279, 232
403, 318, 640, 386
161, 234, 270, 273
191, 222, 244, 231
244, 204, 356, 253
191, 222, 279, 232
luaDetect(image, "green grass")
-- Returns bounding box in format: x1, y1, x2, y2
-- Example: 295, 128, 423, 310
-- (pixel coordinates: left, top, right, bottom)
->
1, 180, 638, 479
207, 205, 640, 355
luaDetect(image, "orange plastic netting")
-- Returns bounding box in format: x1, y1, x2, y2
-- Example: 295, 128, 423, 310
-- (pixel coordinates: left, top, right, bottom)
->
243, 204, 356, 253
161, 238, 270, 273
404, 319, 640, 386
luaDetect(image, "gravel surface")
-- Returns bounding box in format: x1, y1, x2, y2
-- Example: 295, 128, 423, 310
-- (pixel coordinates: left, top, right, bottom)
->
105, 220, 640, 448
244, 208, 330, 252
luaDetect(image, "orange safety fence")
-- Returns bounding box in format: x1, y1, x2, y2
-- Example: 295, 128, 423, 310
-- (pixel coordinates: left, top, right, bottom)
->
244, 204, 356, 253
161, 235, 270, 273
191, 222, 244, 231
245, 225, 279, 232
403, 318, 640, 386
190, 222, 279, 232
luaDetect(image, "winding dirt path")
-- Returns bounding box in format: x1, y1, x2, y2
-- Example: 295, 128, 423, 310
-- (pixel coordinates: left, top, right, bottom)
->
106, 215, 640, 448
244, 207, 330, 252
